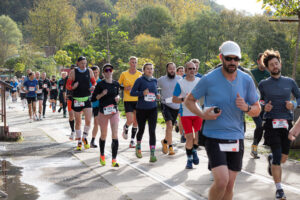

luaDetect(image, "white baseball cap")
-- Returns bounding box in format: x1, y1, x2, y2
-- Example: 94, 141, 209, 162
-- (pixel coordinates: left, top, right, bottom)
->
219, 41, 241, 59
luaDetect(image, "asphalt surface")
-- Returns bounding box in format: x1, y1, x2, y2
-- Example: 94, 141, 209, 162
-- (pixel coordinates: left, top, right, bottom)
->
1, 100, 300, 200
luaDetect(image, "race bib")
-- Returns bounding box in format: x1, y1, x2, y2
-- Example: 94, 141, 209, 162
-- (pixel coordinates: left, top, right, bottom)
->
165, 97, 173, 104
43, 84, 48, 88
29, 86, 35, 92
103, 104, 117, 115
12, 88, 17, 91
219, 140, 239, 152
37, 89, 43, 94
52, 86, 56, 90
74, 100, 84, 107
144, 93, 156, 102
60, 86, 63, 90
272, 119, 289, 129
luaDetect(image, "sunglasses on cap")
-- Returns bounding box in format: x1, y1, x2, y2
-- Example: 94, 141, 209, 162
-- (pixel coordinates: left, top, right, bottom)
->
224, 56, 240, 62
104, 68, 113, 73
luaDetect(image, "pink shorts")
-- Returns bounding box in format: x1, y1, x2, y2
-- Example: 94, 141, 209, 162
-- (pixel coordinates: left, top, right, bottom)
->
181, 116, 203, 134
97, 111, 120, 128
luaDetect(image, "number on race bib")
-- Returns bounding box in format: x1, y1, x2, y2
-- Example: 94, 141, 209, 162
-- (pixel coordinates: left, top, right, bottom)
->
103, 104, 117, 115
52, 86, 56, 90
29, 86, 35, 92
43, 84, 48, 88
37, 89, 43, 94
219, 140, 239, 152
144, 92, 156, 102
74, 100, 84, 107
272, 119, 289, 129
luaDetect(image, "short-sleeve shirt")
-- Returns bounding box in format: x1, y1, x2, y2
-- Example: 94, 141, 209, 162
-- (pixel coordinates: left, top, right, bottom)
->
173, 77, 200, 116
191, 67, 259, 140
157, 75, 182, 110
118, 70, 142, 102
251, 67, 270, 85
24, 79, 38, 98
10, 82, 18, 92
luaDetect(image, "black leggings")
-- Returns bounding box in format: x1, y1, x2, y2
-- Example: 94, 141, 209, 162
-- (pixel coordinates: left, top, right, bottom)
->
136, 108, 157, 146
42, 93, 48, 116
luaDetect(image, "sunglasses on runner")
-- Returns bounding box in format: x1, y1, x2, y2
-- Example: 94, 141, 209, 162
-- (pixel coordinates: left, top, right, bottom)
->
104, 68, 113, 73
224, 56, 240, 62
187, 68, 196, 70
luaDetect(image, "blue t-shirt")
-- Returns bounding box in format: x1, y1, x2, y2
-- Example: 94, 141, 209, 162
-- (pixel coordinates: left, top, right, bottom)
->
92, 79, 101, 108
10, 82, 18, 92
191, 67, 259, 140
24, 79, 38, 97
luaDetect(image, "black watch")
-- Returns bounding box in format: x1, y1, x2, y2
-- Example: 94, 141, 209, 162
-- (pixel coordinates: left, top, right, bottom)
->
246, 105, 251, 112
181, 97, 185, 102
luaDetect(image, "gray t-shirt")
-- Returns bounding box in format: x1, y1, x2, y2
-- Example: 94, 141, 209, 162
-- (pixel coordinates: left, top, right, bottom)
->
157, 75, 182, 110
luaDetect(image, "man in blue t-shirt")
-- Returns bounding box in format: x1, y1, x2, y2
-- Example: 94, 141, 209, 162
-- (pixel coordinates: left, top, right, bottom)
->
185, 41, 260, 200
22, 72, 39, 123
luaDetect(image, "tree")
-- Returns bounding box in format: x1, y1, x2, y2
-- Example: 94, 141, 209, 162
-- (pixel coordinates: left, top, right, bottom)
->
132, 6, 175, 38
54, 50, 72, 68
26, 0, 80, 49
0, 0, 34, 24
63, 43, 84, 63
0, 15, 22, 66
259, 0, 300, 79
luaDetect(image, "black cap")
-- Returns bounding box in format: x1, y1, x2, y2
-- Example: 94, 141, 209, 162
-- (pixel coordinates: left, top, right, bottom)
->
103, 63, 113, 69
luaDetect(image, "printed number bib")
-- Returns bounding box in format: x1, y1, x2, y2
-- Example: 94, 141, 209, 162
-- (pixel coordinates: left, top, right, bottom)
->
74, 100, 84, 107
165, 97, 173, 104
103, 104, 117, 115
29, 86, 35, 92
219, 140, 239, 152
12, 88, 17, 91
272, 119, 289, 129
60, 86, 63, 90
37, 89, 43, 94
43, 84, 48, 88
52, 86, 56, 90
144, 93, 156, 102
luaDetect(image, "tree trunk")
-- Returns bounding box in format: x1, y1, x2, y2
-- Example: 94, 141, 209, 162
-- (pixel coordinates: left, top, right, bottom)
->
292, 16, 300, 80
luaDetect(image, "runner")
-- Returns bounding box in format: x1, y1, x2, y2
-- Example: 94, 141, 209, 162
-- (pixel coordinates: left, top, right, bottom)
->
259, 49, 300, 200
58, 72, 68, 118
19, 76, 27, 110
4, 77, 10, 101
22, 72, 39, 123
90, 66, 101, 148
176, 66, 184, 77
158, 62, 181, 155
176, 66, 185, 142
66, 56, 96, 150
41, 72, 51, 118
130, 63, 159, 162
35, 71, 44, 120
173, 62, 202, 169
49, 75, 58, 113
250, 53, 270, 158
92, 63, 120, 167
185, 41, 260, 200
118, 56, 142, 148
65, 65, 76, 140
10, 77, 18, 102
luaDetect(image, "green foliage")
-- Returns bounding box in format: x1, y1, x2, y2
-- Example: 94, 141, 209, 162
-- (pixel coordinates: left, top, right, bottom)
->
0, 0, 34, 24
0, 15, 22, 66
63, 43, 84, 63
54, 50, 72, 68
14, 63, 25, 73
260, 0, 300, 16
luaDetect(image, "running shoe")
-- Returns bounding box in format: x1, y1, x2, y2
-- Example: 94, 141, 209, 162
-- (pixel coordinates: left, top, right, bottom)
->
129, 140, 136, 148
43, 115, 45, 119
29, 118, 33, 123
77, 143, 82, 151
192, 150, 199, 165
63, 114, 67, 118
149, 155, 157, 163
251, 144, 259, 159
174, 121, 179, 133
112, 160, 119, 167
69, 132, 75, 140
168, 147, 175, 155
82, 138, 90, 149
58, 107, 62, 113
268, 154, 273, 176
100, 155, 106, 166
135, 146, 142, 158
186, 159, 193, 169
275, 189, 286, 200
90, 140, 97, 148
180, 134, 186, 143
161, 139, 168, 154
122, 125, 128, 140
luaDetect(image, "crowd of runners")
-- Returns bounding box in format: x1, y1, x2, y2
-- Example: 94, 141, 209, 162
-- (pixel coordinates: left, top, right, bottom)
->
3, 40, 300, 200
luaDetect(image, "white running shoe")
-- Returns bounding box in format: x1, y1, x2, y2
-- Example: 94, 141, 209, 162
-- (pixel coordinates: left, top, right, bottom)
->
69, 132, 75, 140
122, 125, 128, 140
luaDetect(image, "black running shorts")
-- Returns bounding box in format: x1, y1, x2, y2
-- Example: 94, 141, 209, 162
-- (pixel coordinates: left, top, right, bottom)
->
93, 107, 99, 117
71, 99, 91, 112
124, 101, 137, 113
27, 97, 37, 104
161, 103, 179, 125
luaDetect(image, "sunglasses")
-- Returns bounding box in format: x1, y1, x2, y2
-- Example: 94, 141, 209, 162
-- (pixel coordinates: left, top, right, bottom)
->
224, 56, 240, 62
188, 68, 196, 70
104, 68, 113, 73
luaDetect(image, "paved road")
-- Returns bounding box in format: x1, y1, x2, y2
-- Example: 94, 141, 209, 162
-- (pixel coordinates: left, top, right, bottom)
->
1, 101, 300, 200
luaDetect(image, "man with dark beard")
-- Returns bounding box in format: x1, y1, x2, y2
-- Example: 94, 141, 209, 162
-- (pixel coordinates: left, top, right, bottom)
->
259, 49, 300, 200
158, 62, 182, 155
185, 41, 260, 200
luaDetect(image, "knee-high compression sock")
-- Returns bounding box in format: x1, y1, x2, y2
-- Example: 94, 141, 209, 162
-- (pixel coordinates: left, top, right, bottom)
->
83, 126, 90, 138
99, 138, 106, 156
150, 145, 155, 156
75, 130, 82, 140
131, 127, 138, 140
69, 120, 75, 132
186, 148, 193, 160
111, 139, 119, 159
193, 144, 199, 152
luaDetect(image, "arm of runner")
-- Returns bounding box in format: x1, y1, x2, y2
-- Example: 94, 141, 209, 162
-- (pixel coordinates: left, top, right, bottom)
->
289, 117, 300, 141
130, 79, 143, 97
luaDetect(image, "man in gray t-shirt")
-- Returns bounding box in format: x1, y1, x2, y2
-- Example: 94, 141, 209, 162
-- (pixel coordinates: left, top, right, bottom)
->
158, 62, 182, 155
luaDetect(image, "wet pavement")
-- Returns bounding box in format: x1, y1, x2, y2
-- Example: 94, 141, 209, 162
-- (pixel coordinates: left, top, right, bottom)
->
1, 101, 300, 200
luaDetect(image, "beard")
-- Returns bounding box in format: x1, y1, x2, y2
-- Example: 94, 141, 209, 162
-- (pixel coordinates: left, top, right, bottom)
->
270, 68, 281, 76
167, 72, 175, 79
223, 62, 237, 74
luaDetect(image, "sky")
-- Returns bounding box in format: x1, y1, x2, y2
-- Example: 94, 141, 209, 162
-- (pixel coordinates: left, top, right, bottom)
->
215, 0, 264, 15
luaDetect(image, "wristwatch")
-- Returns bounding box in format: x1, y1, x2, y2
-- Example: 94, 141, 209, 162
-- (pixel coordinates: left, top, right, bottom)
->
246, 105, 251, 112
181, 97, 185, 102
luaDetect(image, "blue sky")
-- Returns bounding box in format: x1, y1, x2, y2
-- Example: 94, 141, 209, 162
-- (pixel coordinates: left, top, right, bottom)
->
215, 0, 264, 15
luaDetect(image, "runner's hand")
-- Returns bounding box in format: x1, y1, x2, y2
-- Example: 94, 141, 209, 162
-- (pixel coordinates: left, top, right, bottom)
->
236, 93, 248, 111
90, 86, 95, 92
156, 94, 161, 99
288, 126, 300, 141
203, 107, 222, 120
143, 88, 149, 96
102, 89, 108, 96
285, 101, 294, 110
264, 101, 273, 112
72, 82, 79, 90
125, 86, 131, 91
115, 95, 120, 103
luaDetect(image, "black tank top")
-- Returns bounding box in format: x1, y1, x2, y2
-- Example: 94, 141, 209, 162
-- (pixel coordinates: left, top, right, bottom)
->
73, 68, 91, 97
